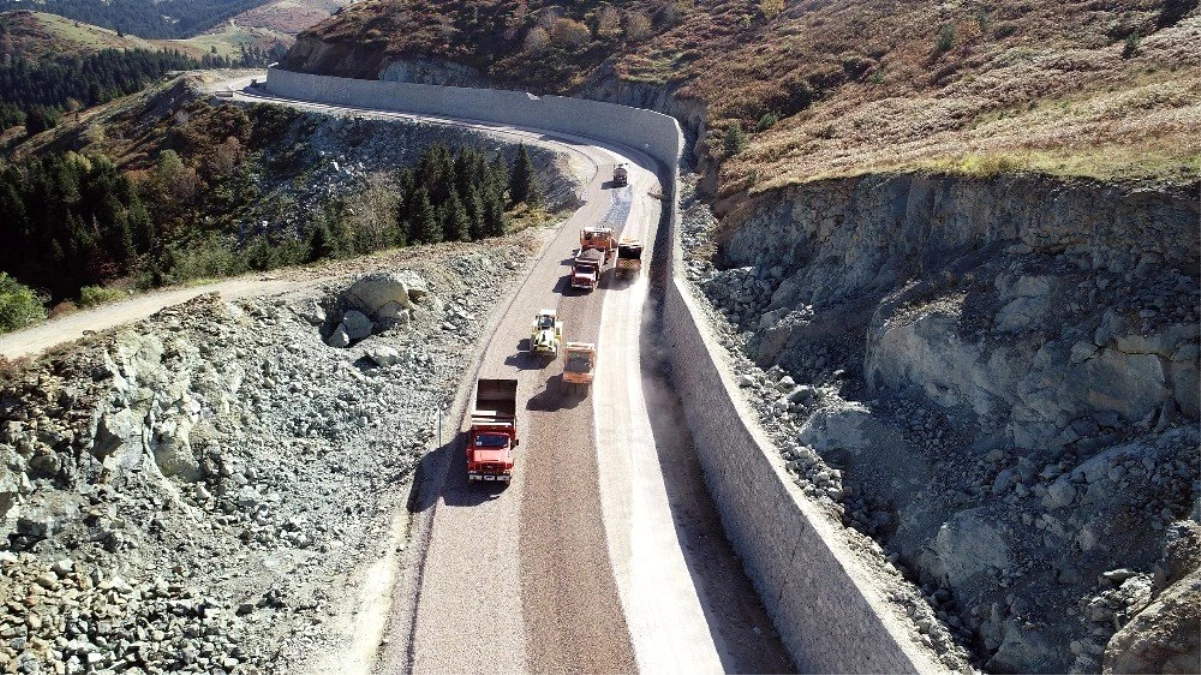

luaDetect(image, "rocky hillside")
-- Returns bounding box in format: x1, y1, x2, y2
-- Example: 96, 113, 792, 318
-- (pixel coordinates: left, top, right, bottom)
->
678, 169, 1200, 672
0, 233, 545, 674
281, 0, 1201, 197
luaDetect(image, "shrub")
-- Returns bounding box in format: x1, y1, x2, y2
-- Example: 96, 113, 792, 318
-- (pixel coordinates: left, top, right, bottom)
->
994, 23, 1018, 39
1122, 33, 1141, 59
0, 273, 46, 333
24, 106, 59, 135
551, 18, 591, 49
625, 11, 652, 41
523, 26, 551, 53
757, 112, 779, 132
935, 24, 956, 53
595, 5, 621, 38
975, 10, 991, 33
79, 285, 126, 308
759, 0, 784, 19
164, 236, 246, 282
724, 121, 748, 156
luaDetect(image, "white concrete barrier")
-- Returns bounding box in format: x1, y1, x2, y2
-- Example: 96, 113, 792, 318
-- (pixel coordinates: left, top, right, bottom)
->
265, 67, 938, 673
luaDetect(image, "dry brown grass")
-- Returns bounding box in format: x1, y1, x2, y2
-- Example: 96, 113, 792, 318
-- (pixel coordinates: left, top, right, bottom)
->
724, 20, 1201, 190
291, 0, 1201, 189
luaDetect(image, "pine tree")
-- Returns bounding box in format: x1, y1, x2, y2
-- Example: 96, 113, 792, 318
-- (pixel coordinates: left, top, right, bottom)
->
466, 186, 486, 240
508, 144, 540, 207
442, 190, 471, 242
408, 187, 441, 244
307, 222, 336, 261
419, 144, 455, 205
724, 121, 747, 156
127, 198, 154, 253
483, 191, 507, 238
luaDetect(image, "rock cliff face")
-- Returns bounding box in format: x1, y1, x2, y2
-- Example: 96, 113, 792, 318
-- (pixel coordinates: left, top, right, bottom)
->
684, 173, 1201, 672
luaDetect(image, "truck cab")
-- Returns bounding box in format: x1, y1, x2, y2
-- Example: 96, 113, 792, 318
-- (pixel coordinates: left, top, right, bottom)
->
580, 226, 617, 262
467, 424, 516, 482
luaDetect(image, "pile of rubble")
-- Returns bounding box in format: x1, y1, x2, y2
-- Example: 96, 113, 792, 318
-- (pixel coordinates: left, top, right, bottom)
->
0, 235, 542, 673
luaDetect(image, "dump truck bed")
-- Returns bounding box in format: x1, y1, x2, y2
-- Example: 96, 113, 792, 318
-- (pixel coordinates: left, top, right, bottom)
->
473, 378, 518, 421
576, 248, 605, 265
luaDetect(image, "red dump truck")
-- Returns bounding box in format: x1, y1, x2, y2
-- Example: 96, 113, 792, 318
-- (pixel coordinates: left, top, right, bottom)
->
571, 248, 605, 291
467, 379, 519, 483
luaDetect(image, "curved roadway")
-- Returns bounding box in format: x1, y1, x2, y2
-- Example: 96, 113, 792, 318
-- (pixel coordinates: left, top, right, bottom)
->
25, 74, 794, 675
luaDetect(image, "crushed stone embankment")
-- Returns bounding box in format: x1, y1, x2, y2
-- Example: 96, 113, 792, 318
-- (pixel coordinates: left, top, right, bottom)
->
0, 233, 547, 674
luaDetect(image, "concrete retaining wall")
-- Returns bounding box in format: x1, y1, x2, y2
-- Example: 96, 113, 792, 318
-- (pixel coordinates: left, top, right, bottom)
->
265, 67, 938, 673
661, 279, 940, 672
265, 68, 681, 184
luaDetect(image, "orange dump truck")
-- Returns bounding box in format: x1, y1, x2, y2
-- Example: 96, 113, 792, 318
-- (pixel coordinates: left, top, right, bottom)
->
562, 343, 596, 394
580, 226, 617, 263
467, 379, 519, 483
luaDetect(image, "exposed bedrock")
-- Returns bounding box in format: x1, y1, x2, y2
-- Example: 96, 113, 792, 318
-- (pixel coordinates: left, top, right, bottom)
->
696, 172, 1200, 672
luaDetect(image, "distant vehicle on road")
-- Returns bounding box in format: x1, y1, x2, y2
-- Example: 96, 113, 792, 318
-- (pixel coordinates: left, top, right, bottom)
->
612, 163, 629, 187
467, 379, 519, 483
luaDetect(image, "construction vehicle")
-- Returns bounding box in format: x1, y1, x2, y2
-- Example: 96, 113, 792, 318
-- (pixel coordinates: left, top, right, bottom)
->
615, 238, 644, 280
530, 309, 563, 358
571, 248, 604, 291
612, 163, 629, 187
580, 225, 617, 263
467, 379, 519, 483
562, 343, 596, 394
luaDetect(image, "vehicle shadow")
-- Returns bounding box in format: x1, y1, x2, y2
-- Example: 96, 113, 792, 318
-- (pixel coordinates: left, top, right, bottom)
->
407, 433, 456, 513
551, 274, 581, 296
504, 341, 551, 370
526, 374, 582, 412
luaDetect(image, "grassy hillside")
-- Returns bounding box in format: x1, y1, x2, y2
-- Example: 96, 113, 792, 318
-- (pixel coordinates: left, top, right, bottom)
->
0, 10, 207, 60
285, 0, 1201, 191
0, 10, 294, 62
0, 0, 270, 39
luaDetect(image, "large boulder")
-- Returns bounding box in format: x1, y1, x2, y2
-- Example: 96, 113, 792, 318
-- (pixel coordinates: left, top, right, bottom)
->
341, 310, 374, 341
1103, 567, 1201, 674
923, 507, 1012, 591
92, 408, 145, 474
151, 412, 200, 482
364, 346, 401, 367
327, 324, 351, 348
0, 463, 19, 521
344, 272, 428, 314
